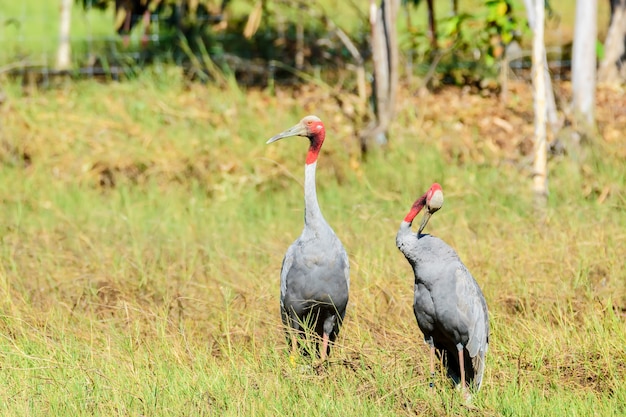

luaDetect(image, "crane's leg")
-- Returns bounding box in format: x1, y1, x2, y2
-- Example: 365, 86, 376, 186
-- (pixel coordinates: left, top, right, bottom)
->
457, 344, 467, 397
320, 314, 337, 362
320, 333, 329, 361
290, 333, 298, 355
427, 337, 436, 389
458, 349, 466, 388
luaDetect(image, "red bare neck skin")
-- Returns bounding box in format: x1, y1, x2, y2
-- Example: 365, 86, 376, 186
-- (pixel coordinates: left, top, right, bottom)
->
404, 194, 427, 223
305, 130, 325, 165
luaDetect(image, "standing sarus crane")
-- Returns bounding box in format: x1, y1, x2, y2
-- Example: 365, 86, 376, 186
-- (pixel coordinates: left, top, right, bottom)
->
396, 183, 489, 396
267, 115, 350, 361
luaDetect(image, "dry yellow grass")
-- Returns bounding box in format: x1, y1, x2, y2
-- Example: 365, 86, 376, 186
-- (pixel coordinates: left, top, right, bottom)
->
0, 70, 624, 415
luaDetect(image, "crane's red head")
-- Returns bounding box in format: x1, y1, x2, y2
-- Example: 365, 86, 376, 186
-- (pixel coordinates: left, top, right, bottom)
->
425, 183, 443, 212
404, 183, 444, 235
266, 115, 326, 165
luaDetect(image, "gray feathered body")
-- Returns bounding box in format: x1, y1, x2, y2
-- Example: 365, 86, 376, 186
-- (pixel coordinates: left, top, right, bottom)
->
396, 224, 489, 390
280, 162, 350, 356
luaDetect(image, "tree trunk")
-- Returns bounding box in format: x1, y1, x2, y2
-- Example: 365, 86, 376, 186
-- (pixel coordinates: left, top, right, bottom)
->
523, 0, 560, 134
361, 0, 400, 154
531, 0, 548, 209
331, 23, 367, 104
571, 0, 598, 133
56, 0, 72, 71
598, 0, 626, 84
426, 0, 437, 49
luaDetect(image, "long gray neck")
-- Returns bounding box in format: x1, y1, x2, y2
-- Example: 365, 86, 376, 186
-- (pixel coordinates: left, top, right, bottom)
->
398, 220, 413, 236
396, 221, 414, 249
304, 162, 325, 227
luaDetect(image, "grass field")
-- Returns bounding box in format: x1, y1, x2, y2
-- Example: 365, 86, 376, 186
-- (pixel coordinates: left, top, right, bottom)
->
0, 64, 624, 416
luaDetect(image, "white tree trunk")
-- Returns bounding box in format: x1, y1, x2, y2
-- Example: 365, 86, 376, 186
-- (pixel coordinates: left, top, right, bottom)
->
531, 0, 548, 206
523, 0, 560, 134
598, 0, 626, 84
571, 0, 598, 128
369, 0, 389, 133
56, 0, 72, 71
361, 0, 400, 152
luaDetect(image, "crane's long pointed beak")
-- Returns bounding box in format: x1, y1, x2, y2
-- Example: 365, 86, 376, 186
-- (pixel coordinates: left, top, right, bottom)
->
266, 123, 307, 144
417, 211, 432, 235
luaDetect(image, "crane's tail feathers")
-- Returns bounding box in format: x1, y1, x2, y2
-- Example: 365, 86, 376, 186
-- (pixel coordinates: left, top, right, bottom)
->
471, 353, 486, 391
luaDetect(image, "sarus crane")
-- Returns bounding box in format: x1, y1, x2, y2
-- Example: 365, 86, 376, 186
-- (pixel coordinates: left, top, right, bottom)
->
267, 115, 350, 361
396, 183, 489, 397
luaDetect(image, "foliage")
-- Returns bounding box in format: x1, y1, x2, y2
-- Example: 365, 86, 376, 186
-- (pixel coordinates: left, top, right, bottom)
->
402, 0, 524, 86
484, 0, 522, 62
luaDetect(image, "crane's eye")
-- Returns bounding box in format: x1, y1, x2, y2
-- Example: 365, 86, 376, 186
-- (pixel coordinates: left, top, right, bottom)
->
306, 120, 312, 126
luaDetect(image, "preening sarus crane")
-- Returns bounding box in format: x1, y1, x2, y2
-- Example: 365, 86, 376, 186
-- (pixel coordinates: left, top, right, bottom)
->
267, 115, 350, 361
396, 183, 489, 395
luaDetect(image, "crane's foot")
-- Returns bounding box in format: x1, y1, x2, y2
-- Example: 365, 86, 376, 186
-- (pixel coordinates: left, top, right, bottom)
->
314, 360, 329, 375
428, 344, 436, 389
462, 388, 472, 404
455, 383, 474, 405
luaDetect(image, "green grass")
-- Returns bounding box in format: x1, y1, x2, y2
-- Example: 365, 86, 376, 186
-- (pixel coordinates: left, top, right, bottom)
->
0, 67, 625, 416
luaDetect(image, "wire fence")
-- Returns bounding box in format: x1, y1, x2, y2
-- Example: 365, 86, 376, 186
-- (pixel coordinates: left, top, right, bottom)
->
1, 2, 210, 79
0, 3, 352, 88
0, 1, 573, 86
